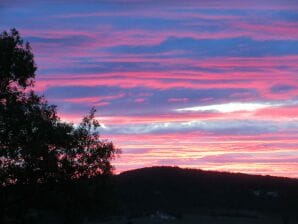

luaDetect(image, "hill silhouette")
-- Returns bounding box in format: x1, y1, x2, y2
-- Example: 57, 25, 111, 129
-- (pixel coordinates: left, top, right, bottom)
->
114, 166, 298, 220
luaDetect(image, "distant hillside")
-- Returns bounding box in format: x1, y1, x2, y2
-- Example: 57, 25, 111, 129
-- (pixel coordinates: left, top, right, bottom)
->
2, 166, 297, 223
114, 166, 298, 216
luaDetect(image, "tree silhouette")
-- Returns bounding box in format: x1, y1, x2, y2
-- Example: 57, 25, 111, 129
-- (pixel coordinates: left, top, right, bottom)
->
0, 28, 119, 187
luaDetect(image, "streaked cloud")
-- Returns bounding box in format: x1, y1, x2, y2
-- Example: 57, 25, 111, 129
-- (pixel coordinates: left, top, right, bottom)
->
2, 0, 298, 177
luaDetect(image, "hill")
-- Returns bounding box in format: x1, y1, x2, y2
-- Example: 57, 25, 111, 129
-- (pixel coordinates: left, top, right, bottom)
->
114, 166, 298, 220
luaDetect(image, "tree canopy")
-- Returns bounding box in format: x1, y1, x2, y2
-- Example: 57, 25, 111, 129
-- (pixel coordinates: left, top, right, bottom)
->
0, 29, 120, 187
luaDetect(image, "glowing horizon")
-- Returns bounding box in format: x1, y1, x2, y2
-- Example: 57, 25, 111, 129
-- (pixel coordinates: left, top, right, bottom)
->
1, 0, 298, 177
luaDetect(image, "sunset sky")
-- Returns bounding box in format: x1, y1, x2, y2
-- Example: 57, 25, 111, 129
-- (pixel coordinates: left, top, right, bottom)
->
1, 0, 298, 177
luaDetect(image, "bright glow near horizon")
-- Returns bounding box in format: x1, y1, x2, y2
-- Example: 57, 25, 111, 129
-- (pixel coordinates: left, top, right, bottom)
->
176, 102, 278, 113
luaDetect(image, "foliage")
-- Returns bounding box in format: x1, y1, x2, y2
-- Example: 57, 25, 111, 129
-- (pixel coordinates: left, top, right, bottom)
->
0, 28, 120, 187
0, 28, 36, 92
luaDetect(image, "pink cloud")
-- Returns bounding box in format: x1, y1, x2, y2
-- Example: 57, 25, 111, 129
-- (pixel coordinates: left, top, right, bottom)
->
134, 98, 145, 103
107, 131, 298, 177
254, 106, 298, 120
34, 71, 294, 101
51, 93, 125, 104
168, 98, 189, 103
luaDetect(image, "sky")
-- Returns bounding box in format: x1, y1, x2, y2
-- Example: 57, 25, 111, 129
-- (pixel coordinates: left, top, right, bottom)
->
1, 0, 298, 177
